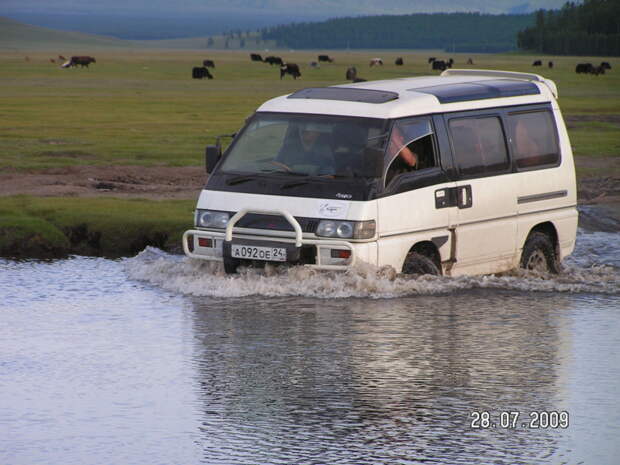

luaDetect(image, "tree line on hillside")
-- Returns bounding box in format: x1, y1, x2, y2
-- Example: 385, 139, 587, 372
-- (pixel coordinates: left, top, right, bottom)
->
260, 13, 535, 53
518, 0, 620, 56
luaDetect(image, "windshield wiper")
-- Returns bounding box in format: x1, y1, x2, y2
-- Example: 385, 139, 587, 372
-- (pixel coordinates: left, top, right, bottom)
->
280, 174, 350, 189
226, 175, 256, 185
260, 169, 308, 176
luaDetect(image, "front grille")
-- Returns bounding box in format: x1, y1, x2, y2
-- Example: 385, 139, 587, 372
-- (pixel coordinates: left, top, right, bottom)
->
235, 213, 318, 233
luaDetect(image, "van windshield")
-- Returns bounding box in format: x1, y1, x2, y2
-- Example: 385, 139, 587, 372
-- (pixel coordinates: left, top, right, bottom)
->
219, 113, 388, 178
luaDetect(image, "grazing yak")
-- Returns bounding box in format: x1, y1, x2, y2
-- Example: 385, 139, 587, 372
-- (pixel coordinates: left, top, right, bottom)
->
192, 66, 213, 79
429, 58, 453, 70
369, 58, 383, 67
532, 60, 542, 66
395, 57, 404, 65
432, 60, 447, 71
601, 62, 611, 70
576, 63, 595, 74
250, 53, 263, 62
69, 56, 96, 68
203, 59, 215, 68
345, 66, 357, 81
280, 63, 301, 79
265, 56, 283, 66
318, 55, 334, 63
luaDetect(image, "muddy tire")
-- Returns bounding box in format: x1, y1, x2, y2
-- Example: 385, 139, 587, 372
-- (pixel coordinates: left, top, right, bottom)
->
520, 232, 560, 274
223, 256, 240, 274
402, 251, 441, 275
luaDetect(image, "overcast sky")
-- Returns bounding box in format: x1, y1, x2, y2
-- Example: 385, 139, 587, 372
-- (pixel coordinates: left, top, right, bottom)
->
1, 0, 570, 16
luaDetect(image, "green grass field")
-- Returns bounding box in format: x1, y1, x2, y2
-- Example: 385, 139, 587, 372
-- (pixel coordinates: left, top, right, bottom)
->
1, 49, 618, 171
1, 46, 618, 257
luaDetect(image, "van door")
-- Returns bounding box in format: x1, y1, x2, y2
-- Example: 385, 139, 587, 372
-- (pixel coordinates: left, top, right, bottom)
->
446, 113, 518, 275
377, 117, 456, 271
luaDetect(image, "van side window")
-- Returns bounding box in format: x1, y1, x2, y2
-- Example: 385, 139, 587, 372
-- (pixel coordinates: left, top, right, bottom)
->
449, 116, 509, 177
385, 118, 437, 188
507, 111, 560, 169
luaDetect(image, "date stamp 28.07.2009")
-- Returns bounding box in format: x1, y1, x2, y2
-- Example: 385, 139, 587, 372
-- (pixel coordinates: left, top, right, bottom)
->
469, 411, 569, 429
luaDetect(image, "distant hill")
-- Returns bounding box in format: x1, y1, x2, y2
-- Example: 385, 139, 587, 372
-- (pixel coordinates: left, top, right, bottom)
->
518, 0, 620, 56
0, 16, 278, 51
2, 0, 573, 40
262, 13, 536, 52
0, 16, 130, 50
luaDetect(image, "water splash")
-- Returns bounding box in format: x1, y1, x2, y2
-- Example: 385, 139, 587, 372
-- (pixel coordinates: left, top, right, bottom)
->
124, 231, 620, 298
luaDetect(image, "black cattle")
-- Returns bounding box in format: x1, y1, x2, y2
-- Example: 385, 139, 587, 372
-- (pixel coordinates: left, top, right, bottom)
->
192, 67, 213, 79
280, 63, 301, 79
69, 56, 96, 68
369, 58, 383, 67
345, 66, 357, 81
548, 61, 554, 68
467, 57, 474, 65
432, 60, 447, 71
395, 57, 404, 65
250, 53, 263, 62
318, 55, 334, 63
428, 57, 436, 63
532, 60, 542, 66
203, 60, 215, 68
265, 56, 283, 66
601, 62, 611, 70
447, 58, 454, 68
576, 63, 594, 74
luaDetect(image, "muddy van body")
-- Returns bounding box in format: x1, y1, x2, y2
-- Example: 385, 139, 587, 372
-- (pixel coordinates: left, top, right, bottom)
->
183, 69, 578, 275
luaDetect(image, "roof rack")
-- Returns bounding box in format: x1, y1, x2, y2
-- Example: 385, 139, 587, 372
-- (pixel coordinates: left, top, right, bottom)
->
440, 69, 558, 98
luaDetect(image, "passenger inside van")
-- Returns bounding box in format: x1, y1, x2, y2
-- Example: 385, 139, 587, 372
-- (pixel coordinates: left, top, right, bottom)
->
385, 121, 436, 186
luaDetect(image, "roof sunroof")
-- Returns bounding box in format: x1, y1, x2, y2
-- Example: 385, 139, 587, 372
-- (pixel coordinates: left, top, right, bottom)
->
287, 87, 399, 104
413, 79, 540, 104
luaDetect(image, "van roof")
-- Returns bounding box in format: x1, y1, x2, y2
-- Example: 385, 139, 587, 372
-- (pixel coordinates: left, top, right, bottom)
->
257, 69, 558, 119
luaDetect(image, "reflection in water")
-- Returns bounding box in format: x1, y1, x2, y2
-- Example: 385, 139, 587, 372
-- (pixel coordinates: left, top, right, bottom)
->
189, 293, 571, 464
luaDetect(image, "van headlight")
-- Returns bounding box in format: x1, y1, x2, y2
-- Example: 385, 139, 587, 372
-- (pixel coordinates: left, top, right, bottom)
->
316, 220, 375, 239
195, 209, 230, 229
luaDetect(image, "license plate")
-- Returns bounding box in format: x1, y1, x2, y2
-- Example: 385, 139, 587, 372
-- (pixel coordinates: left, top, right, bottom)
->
231, 244, 287, 262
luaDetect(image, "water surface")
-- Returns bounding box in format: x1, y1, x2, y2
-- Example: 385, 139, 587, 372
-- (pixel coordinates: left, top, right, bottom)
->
1, 226, 619, 465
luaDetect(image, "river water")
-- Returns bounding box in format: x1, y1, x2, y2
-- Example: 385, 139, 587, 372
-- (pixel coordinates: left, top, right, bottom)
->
2, 208, 619, 465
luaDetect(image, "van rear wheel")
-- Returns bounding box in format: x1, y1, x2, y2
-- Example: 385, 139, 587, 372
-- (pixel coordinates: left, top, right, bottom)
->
402, 252, 441, 276
520, 232, 560, 274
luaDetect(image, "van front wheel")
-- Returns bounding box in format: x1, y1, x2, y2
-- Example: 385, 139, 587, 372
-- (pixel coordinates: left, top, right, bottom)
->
402, 252, 441, 276
223, 256, 240, 274
520, 232, 560, 274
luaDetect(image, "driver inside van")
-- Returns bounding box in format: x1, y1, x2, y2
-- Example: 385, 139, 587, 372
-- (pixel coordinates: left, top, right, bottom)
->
276, 122, 333, 173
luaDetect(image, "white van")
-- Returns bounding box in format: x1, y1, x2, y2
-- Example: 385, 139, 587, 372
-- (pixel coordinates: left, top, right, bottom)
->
183, 69, 578, 275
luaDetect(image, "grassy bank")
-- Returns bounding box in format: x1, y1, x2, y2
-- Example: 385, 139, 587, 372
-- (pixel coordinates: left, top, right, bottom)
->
0, 196, 193, 258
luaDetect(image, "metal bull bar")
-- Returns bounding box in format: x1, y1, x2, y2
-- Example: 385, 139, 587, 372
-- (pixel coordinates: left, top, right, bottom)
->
226, 208, 303, 246
183, 208, 356, 269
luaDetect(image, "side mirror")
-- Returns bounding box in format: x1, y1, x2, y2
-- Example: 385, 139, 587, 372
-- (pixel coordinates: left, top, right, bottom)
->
205, 145, 222, 174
